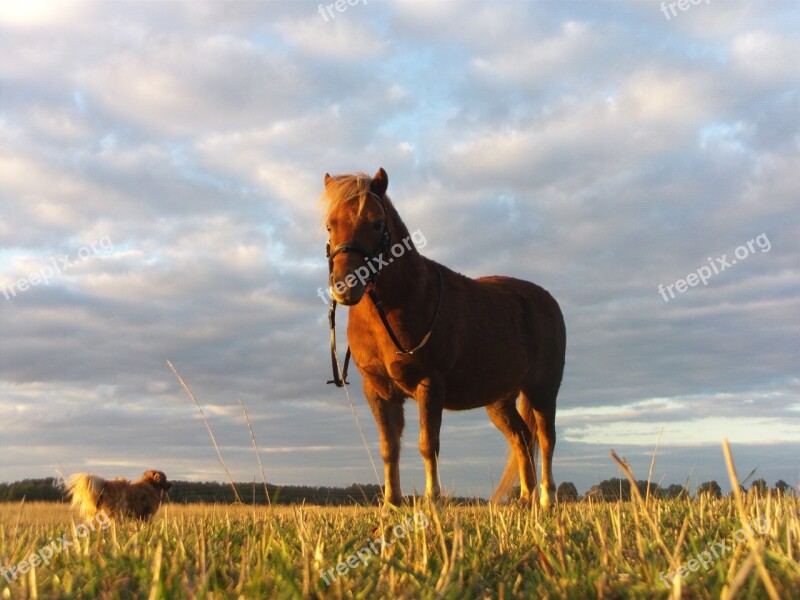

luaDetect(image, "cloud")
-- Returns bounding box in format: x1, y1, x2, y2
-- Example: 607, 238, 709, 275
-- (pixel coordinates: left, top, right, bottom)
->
730, 29, 800, 84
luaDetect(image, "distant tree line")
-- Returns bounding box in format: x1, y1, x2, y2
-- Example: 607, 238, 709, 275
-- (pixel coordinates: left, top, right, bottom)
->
0, 478, 64, 502
167, 481, 387, 505
0, 477, 794, 505
558, 478, 795, 502
0, 478, 388, 506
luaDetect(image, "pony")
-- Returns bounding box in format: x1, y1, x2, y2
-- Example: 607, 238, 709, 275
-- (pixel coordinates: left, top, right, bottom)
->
321, 168, 566, 507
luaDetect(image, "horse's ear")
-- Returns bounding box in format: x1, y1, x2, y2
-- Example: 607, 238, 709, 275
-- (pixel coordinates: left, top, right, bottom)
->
371, 167, 388, 197
324, 173, 333, 187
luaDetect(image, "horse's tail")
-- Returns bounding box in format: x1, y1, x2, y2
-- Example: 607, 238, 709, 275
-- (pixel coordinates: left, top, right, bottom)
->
490, 394, 539, 503
65, 473, 104, 517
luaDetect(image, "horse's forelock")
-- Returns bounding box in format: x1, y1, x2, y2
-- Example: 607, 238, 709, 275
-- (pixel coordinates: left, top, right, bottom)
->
320, 172, 373, 222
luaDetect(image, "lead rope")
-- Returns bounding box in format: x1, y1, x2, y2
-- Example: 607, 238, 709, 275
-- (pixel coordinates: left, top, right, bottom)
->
332, 343, 383, 489
326, 299, 347, 387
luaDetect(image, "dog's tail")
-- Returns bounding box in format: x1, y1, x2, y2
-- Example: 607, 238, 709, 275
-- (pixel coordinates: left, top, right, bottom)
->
65, 473, 104, 517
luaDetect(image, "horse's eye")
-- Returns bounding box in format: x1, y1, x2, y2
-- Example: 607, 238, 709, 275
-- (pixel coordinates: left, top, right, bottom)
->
373, 221, 384, 231
326, 225, 331, 232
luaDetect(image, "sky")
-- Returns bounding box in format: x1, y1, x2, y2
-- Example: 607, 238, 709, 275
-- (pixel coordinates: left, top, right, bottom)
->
1, 0, 798, 498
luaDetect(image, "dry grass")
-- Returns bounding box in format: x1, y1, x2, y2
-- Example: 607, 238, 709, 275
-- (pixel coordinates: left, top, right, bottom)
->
1, 489, 798, 599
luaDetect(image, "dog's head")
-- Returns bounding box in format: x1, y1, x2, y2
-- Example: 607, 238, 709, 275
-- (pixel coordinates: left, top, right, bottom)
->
142, 470, 172, 491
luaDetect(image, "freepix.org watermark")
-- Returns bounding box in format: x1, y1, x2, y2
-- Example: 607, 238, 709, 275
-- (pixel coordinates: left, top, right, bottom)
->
319, 511, 429, 587
318, 0, 367, 22
1, 510, 111, 584
659, 514, 768, 588
317, 228, 427, 305
660, 0, 710, 21
1, 235, 114, 301
657, 233, 771, 303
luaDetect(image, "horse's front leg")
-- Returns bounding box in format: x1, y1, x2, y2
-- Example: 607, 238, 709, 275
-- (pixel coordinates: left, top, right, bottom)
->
364, 384, 405, 505
416, 376, 445, 499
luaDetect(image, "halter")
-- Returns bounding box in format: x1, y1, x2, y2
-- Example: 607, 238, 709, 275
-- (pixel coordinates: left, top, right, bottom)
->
326, 191, 391, 275
325, 192, 444, 387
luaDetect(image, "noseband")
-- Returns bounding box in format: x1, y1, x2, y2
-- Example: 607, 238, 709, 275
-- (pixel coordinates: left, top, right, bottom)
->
325, 192, 443, 387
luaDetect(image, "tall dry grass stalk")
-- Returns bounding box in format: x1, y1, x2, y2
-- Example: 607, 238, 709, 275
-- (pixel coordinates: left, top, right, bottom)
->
238, 396, 271, 506
645, 426, 664, 506
333, 352, 382, 488
166, 359, 242, 504
721, 438, 780, 600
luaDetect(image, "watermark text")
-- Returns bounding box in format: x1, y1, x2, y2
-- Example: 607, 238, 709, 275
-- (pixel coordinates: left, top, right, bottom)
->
659, 514, 768, 588
661, 0, 710, 21
1, 510, 111, 584
320, 510, 429, 586
1, 235, 115, 301
318, 0, 368, 22
657, 233, 770, 303
318, 228, 427, 305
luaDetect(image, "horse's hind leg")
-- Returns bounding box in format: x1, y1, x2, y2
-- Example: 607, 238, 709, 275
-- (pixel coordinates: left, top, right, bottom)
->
486, 396, 536, 502
534, 407, 556, 509
521, 384, 558, 509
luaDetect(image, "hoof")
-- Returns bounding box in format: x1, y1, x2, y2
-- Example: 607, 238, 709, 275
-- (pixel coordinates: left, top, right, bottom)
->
423, 492, 446, 510
539, 484, 554, 510
383, 495, 403, 507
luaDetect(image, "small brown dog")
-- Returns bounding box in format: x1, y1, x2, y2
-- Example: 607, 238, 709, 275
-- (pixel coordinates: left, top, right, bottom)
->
66, 470, 172, 521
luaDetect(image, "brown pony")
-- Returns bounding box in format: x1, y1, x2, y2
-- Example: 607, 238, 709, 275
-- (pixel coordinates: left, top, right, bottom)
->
321, 168, 565, 507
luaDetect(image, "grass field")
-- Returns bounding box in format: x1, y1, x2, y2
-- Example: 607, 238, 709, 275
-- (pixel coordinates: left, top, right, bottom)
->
1, 489, 798, 599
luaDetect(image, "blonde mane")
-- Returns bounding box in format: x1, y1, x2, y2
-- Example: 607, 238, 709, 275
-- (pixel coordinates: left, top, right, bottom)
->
319, 172, 377, 222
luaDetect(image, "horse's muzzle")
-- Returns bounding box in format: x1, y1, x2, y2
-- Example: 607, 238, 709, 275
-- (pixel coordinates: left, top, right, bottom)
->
329, 272, 366, 305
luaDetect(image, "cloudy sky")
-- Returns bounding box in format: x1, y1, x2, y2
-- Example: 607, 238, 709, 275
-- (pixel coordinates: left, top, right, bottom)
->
1, 0, 798, 498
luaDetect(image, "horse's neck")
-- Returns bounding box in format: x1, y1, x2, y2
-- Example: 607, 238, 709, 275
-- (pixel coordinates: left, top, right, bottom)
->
372, 206, 432, 308
372, 253, 433, 310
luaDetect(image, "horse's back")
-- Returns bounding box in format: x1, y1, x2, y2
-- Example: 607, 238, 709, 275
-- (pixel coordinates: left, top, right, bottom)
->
445, 269, 564, 335
435, 266, 565, 406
